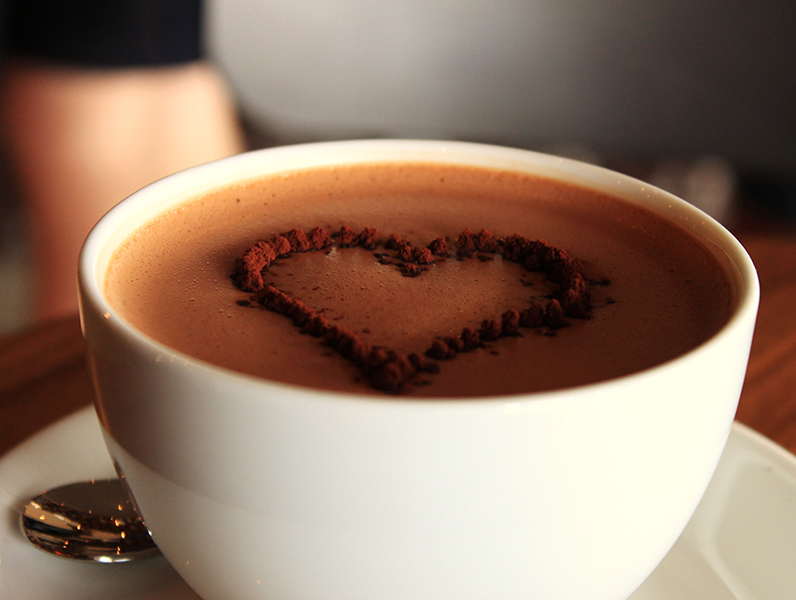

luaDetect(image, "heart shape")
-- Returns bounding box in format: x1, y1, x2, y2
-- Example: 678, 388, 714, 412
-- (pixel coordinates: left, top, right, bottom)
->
233, 225, 598, 393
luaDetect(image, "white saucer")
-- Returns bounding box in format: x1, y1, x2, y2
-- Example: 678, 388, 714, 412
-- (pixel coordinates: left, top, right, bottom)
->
1, 408, 795, 600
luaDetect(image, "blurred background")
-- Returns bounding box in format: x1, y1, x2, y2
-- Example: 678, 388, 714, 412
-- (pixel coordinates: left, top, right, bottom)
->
1, 0, 794, 334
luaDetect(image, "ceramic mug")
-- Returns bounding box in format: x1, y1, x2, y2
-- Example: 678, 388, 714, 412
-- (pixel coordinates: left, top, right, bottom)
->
79, 140, 758, 600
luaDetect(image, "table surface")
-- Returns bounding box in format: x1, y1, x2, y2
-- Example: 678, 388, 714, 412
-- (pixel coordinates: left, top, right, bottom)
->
2, 214, 796, 458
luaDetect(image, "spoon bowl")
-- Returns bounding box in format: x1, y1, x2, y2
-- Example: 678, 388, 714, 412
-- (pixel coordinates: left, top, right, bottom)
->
21, 479, 159, 562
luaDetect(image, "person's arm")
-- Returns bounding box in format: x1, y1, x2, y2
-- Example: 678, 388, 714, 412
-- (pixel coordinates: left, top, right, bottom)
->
1, 59, 244, 321
1, 0, 245, 321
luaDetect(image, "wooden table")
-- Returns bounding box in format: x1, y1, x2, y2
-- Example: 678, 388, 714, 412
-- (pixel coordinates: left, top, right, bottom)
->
2, 221, 796, 458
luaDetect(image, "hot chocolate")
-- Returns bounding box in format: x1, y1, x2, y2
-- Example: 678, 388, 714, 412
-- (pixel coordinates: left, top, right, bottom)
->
104, 161, 734, 397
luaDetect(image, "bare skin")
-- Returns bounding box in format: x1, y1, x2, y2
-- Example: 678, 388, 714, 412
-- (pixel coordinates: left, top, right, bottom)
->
1, 60, 245, 321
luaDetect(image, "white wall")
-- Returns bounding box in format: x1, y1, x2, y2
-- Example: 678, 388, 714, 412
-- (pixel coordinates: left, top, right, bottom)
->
207, 1, 796, 175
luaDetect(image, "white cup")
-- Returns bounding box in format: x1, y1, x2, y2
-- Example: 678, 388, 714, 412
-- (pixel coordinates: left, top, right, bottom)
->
79, 140, 759, 600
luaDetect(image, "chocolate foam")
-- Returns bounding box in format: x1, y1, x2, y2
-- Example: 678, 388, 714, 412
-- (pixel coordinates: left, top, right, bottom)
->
105, 162, 734, 397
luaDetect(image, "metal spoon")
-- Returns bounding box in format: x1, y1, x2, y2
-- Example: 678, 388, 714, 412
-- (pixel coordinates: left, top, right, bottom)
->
21, 479, 160, 562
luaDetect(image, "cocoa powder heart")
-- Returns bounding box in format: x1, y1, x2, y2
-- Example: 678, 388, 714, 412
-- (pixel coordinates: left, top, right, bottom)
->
233, 225, 596, 393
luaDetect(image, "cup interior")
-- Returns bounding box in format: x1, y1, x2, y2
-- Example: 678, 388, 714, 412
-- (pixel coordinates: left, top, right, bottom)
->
80, 139, 758, 389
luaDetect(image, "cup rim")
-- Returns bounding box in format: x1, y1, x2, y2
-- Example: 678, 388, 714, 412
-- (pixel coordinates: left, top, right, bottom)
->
78, 139, 760, 405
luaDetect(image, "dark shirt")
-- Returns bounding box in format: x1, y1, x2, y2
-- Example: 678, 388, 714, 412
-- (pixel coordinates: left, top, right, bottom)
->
1, 0, 202, 67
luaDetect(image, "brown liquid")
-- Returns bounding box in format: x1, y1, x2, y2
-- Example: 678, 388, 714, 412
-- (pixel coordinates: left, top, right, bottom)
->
105, 162, 734, 397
